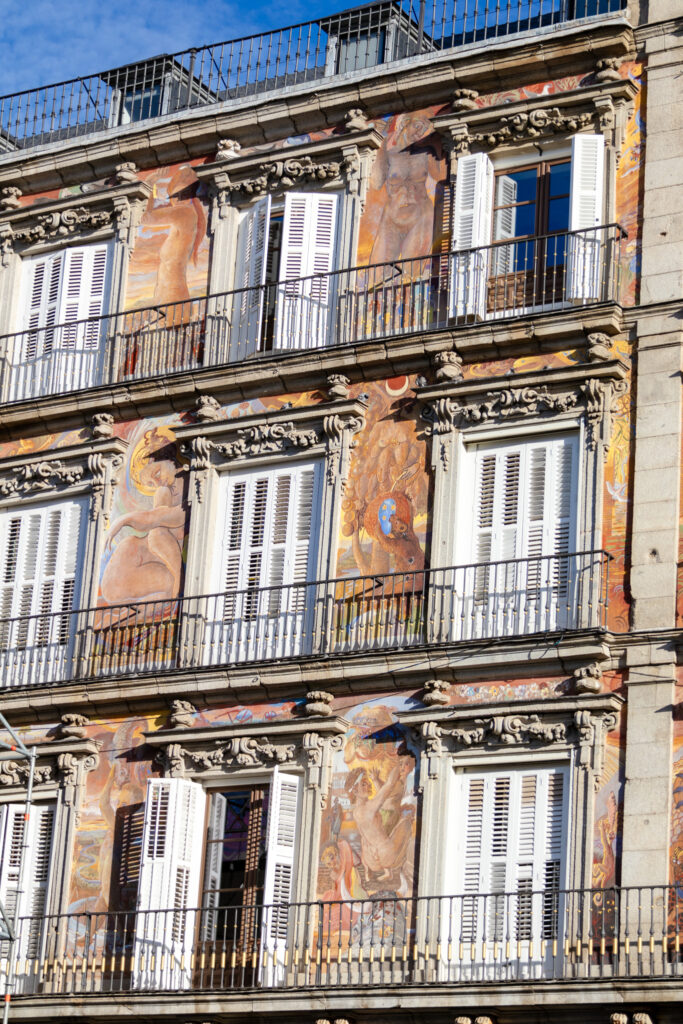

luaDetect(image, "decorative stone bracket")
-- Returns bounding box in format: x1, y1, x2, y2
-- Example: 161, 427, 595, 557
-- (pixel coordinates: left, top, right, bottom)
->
146, 717, 348, 807
0, 179, 152, 261
0, 736, 101, 793
431, 78, 638, 167
175, 396, 367, 502
194, 127, 383, 220
0, 435, 129, 524
398, 692, 622, 786
418, 360, 628, 467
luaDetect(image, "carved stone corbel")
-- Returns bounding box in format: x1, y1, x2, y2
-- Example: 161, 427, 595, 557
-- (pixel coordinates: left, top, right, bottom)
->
432, 349, 463, 383
422, 678, 450, 707
327, 374, 351, 401
574, 663, 603, 694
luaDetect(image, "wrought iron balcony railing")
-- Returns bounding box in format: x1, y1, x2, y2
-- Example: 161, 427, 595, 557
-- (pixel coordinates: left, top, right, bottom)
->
0, 2, 626, 152
0, 551, 610, 689
4, 885, 681, 996
0, 225, 625, 406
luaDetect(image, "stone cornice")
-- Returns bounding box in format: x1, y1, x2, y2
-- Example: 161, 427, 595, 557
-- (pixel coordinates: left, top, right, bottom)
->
195, 127, 383, 217
0, 179, 152, 258
0, 18, 633, 193
0, 736, 101, 792
0, 435, 129, 522
175, 395, 367, 500
419, 359, 628, 460
398, 692, 623, 782
145, 716, 347, 800
432, 78, 638, 159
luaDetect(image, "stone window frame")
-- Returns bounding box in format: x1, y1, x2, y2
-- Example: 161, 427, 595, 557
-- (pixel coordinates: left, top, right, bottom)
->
397, 689, 623, 900
174, 392, 367, 598
193, 123, 384, 300
418, 358, 628, 574
0, 723, 101, 920
0, 172, 152, 350
145, 712, 348, 906
432, 75, 639, 230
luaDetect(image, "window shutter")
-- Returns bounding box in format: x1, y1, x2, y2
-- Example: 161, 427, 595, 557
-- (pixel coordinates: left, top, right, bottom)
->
449, 152, 493, 319
134, 778, 207, 989
232, 196, 271, 359
0, 499, 85, 685
15, 246, 109, 398
275, 192, 339, 350
201, 793, 227, 940
454, 767, 568, 956
218, 462, 321, 660
0, 803, 55, 966
492, 174, 518, 275
262, 768, 301, 958
568, 134, 605, 300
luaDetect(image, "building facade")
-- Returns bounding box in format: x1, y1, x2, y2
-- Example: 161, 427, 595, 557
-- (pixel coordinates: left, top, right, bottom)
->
0, 1, 680, 1023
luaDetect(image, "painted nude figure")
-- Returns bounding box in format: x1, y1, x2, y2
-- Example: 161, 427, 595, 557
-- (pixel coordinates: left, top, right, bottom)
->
99, 439, 185, 615
346, 761, 413, 882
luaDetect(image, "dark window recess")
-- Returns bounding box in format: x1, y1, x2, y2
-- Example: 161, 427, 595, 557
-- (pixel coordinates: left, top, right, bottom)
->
489, 160, 571, 310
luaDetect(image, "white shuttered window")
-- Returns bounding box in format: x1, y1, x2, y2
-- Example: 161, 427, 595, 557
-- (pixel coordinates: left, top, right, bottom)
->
261, 768, 302, 982
450, 151, 494, 319
134, 778, 207, 989
213, 460, 322, 662
275, 192, 339, 350
451, 765, 568, 954
568, 134, 606, 300
457, 433, 579, 636
232, 196, 272, 360
0, 802, 55, 965
0, 498, 86, 686
13, 244, 111, 399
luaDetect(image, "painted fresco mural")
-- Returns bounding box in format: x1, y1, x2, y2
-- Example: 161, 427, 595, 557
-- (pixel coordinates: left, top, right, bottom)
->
671, 675, 683, 922
124, 162, 211, 311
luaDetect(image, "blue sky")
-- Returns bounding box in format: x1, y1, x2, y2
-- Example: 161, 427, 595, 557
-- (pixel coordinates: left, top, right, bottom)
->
0, 0, 351, 96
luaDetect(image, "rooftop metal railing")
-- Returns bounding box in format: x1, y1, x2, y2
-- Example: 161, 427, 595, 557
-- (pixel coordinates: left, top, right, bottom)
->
6, 884, 681, 995
0, 551, 610, 689
0, 224, 624, 405
0, 2, 626, 152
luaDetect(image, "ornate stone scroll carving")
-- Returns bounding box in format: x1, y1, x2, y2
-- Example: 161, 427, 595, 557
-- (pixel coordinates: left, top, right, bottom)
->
215, 421, 320, 461
596, 58, 622, 83
343, 106, 372, 131
0, 179, 152, 255
473, 107, 593, 149
56, 714, 92, 740
399, 696, 622, 790
433, 79, 638, 162
452, 88, 479, 111
0, 737, 100, 791
176, 398, 367, 502
0, 460, 85, 497
0, 186, 23, 211
227, 154, 356, 198
194, 394, 222, 422
420, 363, 628, 461
0, 438, 129, 523
91, 412, 115, 439
149, 718, 347, 806
13, 206, 112, 246
452, 714, 568, 747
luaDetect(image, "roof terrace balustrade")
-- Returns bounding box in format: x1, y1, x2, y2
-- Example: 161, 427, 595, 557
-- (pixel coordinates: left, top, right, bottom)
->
7, 883, 681, 996
0, 225, 624, 406
0, 551, 610, 689
0, 2, 627, 152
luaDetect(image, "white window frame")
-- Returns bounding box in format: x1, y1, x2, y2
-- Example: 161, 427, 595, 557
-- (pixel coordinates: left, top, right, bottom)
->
230, 190, 342, 360
9, 241, 114, 402
450, 133, 606, 320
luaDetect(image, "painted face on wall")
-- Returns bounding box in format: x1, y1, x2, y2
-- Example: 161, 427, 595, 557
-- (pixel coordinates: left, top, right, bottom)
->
384, 151, 432, 233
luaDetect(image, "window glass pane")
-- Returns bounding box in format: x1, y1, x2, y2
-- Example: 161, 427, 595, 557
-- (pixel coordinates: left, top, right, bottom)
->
495, 167, 537, 205
548, 196, 570, 233
548, 162, 571, 198
512, 203, 536, 238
